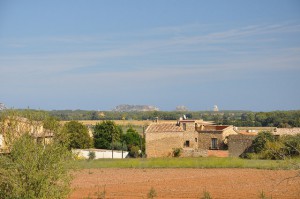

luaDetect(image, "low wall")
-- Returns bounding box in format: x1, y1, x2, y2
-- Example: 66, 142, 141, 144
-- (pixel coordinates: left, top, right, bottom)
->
182, 149, 207, 157
73, 149, 129, 159
207, 150, 229, 157
182, 149, 228, 157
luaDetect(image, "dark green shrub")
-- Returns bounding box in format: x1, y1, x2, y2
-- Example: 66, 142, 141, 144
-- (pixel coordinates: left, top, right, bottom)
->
147, 187, 157, 199
88, 151, 96, 160
129, 145, 141, 158
200, 188, 212, 199
173, 148, 182, 157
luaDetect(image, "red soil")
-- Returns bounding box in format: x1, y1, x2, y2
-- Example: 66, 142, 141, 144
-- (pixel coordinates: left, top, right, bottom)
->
70, 168, 300, 199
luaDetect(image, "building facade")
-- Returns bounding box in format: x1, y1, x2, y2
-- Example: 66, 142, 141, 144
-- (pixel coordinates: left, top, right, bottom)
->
0, 117, 53, 153
145, 119, 237, 158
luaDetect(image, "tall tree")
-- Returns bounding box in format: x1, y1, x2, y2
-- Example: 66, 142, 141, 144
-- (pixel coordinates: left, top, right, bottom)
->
123, 127, 144, 157
93, 121, 123, 149
62, 121, 92, 149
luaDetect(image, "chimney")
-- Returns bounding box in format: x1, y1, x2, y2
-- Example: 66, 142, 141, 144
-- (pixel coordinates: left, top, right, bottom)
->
200, 125, 204, 131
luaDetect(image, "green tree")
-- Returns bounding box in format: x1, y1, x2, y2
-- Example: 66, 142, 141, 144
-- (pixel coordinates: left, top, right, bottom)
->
123, 127, 141, 148
252, 131, 275, 153
93, 121, 123, 149
62, 121, 92, 149
123, 127, 144, 157
0, 110, 73, 199
281, 134, 300, 156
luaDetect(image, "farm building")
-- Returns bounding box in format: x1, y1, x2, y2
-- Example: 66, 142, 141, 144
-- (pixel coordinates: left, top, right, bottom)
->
145, 118, 237, 158
0, 116, 53, 153
145, 118, 300, 158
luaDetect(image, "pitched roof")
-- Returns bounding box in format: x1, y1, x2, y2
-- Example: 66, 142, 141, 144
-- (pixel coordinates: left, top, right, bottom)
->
237, 131, 257, 136
273, 128, 300, 136
146, 123, 184, 133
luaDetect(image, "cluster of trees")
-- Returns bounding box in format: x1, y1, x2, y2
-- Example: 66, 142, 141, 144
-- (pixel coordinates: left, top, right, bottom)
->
224, 111, 300, 127
63, 120, 144, 157
47, 110, 300, 127
0, 110, 144, 198
247, 131, 300, 160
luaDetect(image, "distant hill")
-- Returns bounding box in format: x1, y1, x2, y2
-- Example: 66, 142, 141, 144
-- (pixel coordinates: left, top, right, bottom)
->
113, 104, 159, 112
175, 105, 189, 112
0, 103, 7, 110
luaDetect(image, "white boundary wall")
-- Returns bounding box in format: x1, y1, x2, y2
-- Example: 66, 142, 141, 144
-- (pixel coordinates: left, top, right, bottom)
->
73, 149, 129, 159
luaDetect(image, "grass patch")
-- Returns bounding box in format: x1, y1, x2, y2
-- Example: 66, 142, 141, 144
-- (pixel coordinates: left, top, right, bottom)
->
75, 157, 300, 170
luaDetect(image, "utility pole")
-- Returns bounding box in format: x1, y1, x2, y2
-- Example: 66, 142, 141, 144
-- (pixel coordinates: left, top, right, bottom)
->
111, 131, 114, 159
121, 140, 124, 159
140, 126, 145, 158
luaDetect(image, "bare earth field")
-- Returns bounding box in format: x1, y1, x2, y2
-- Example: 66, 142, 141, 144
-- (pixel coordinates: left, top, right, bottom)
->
70, 168, 300, 199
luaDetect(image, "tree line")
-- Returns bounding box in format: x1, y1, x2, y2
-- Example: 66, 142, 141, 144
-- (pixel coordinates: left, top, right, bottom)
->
46, 110, 300, 127
62, 120, 144, 158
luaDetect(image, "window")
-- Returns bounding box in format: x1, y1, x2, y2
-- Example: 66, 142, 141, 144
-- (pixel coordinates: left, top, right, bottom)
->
195, 138, 198, 142
211, 138, 218, 149
37, 137, 44, 145
184, 140, 190, 147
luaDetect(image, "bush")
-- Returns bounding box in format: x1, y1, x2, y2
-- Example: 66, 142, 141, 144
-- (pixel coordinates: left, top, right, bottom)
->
0, 133, 73, 199
252, 131, 275, 153
173, 148, 182, 157
129, 145, 141, 158
281, 134, 300, 156
260, 140, 286, 160
200, 189, 212, 199
147, 187, 157, 199
88, 151, 96, 160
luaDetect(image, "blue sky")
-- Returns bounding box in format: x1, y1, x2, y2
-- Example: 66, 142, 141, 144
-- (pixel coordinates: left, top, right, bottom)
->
0, 0, 300, 111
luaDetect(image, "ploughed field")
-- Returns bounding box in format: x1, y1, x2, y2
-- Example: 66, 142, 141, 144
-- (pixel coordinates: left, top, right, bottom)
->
70, 168, 300, 199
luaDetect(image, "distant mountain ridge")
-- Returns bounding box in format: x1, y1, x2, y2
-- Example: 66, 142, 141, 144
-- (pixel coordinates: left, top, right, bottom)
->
113, 104, 159, 112
0, 103, 7, 110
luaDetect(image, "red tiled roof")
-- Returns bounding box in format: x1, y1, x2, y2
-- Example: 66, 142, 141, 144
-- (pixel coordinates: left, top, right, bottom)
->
146, 123, 184, 133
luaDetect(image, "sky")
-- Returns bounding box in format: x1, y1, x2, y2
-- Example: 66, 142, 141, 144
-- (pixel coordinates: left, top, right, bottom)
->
0, 0, 300, 111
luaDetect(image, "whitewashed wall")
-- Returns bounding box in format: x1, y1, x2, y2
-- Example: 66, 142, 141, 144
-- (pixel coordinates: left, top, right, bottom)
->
73, 149, 129, 159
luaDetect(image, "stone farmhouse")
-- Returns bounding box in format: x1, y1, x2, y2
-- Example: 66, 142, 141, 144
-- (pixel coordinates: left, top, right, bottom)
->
145, 118, 237, 158
0, 117, 53, 153
145, 118, 300, 158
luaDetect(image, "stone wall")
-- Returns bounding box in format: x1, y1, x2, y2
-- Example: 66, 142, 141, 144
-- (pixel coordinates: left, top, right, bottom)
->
198, 133, 223, 150
182, 131, 199, 149
207, 150, 229, 157
146, 132, 183, 158
146, 129, 198, 158
228, 134, 255, 157
182, 148, 208, 157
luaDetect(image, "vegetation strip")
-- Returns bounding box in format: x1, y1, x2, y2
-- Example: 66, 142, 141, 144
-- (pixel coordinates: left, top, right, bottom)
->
75, 157, 300, 170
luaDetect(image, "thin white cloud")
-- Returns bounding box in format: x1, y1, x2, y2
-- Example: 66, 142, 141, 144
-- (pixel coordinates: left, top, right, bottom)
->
0, 22, 299, 79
